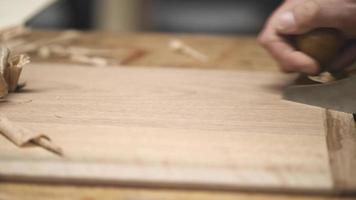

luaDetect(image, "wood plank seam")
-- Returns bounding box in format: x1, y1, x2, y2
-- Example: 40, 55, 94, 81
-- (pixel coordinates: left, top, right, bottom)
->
325, 110, 356, 194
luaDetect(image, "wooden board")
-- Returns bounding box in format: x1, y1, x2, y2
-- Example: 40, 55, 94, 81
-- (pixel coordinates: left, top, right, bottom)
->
0, 63, 332, 192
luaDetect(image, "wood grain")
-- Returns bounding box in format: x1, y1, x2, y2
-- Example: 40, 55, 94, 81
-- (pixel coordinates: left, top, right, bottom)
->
325, 110, 356, 193
0, 63, 332, 192
21, 31, 277, 70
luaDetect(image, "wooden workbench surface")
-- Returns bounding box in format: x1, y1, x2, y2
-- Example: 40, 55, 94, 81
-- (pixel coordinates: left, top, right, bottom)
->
17, 30, 277, 70
0, 30, 354, 200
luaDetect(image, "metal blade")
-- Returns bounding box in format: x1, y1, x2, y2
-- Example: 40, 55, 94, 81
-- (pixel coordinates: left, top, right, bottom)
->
283, 75, 356, 113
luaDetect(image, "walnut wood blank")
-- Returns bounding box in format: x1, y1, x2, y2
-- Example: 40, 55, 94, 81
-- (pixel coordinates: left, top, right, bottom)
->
0, 63, 352, 193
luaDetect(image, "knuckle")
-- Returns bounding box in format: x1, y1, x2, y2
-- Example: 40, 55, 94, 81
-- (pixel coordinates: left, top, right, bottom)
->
339, 6, 356, 30
293, 0, 321, 29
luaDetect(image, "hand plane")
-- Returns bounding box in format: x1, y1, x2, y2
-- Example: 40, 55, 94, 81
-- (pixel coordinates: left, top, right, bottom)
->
283, 28, 356, 114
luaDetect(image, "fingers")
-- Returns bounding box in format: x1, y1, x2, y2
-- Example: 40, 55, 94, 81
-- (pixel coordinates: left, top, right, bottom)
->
260, 0, 356, 74
328, 42, 356, 71
258, 0, 320, 75
276, 0, 341, 34
259, 33, 320, 74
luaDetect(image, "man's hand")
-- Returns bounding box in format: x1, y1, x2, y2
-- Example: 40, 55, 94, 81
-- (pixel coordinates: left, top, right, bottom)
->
258, 0, 356, 75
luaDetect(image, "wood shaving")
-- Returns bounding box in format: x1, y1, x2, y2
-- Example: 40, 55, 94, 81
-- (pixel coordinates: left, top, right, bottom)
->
37, 45, 119, 66
0, 47, 62, 156
0, 26, 30, 42
11, 30, 80, 54
0, 115, 63, 156
0, 46, 29, 96
169, 39, 208, 62
308, 70, 354, 83
0, 75, 8, 98
308, 72, 335, 83
39, 45, 112, 57
70, 54, 110, 67
1, 28, 141, 67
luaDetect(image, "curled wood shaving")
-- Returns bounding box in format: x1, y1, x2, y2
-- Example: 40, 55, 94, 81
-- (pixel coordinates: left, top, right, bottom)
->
0, 46, 29, 96
0, 75, 8, 98
308, 72, 335, 83
308, 70, 354, 83
0, 47, 62, 156
0, 47, 10, 97
0, 115, 63, 156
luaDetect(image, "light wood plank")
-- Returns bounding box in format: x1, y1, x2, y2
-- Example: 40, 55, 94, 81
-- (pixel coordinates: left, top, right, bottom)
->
0, 63, 332, 192
0, 183, 347, 200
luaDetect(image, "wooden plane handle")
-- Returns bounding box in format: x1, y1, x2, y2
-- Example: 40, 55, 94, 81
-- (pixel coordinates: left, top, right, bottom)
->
295, 28, 345, 71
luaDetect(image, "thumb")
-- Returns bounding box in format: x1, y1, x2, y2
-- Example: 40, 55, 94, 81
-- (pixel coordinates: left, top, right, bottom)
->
276, 0, 338, 34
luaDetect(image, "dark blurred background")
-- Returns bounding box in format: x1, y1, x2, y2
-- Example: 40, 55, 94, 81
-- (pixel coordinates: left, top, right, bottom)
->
26, 0, 282, 35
